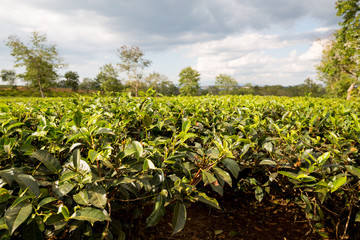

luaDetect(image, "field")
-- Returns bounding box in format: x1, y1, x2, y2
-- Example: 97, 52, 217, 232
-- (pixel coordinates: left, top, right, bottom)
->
0, 94, 360, 239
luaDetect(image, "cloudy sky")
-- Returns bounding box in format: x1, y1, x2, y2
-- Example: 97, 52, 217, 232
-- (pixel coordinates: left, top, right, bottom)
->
0, 0, 338, 86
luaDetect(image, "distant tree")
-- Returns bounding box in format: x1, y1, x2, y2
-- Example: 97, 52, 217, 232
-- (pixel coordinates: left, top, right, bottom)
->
117, 45, 151, 97
0, 70, 17, 88
96, 64, 122, 92
215, 74, 238, 94
64, 71, 80, 91
144, 72, 179, 96
205, 86, 220, 95
6, 32, 65, 97
178, 67, 200, 96
79, 78, 100, 91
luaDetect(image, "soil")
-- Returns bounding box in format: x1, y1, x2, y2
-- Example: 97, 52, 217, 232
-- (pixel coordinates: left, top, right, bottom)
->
134, 191, 330, 240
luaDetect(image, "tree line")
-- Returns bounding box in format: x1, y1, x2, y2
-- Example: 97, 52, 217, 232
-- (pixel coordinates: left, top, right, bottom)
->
0, 32, 323, 98
1, 0, 357, 99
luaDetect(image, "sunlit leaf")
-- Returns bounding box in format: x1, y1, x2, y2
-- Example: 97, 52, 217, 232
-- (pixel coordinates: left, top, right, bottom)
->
70, 207, 111, 224
330, 176, 347, 193
86, 183, 107, 209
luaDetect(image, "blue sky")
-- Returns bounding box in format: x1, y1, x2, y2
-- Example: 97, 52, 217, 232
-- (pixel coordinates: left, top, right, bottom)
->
0, 0, 338, 86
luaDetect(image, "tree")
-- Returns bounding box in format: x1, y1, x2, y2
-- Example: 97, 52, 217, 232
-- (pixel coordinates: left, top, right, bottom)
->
144, 72, 179, 96
117, 45, 151, 97
215, 74, 238, 94
317, 0, 360, 99
6, 32, 65, 97
96, 64, 122, 92
0, 70, 17, 88
63, 71, 80, 91
79, 78, 100, 92
178, 67, 200, 96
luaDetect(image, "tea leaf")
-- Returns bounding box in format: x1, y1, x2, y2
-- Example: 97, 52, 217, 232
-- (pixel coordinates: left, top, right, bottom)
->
172, 201, 187, 234
32, 150, 61, 173
5, 202, 32, 234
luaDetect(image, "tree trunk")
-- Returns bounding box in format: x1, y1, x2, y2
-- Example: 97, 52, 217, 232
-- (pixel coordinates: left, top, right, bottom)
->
346, 82, 355, 100
38, 78, 45, 98
135, 80, 139, 97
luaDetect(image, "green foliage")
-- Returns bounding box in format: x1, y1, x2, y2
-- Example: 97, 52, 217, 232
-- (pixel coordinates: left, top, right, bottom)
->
0, 95, 359, 238
144, 72, 180, 96
178, 67, 200, 96
96, 64, 122, 92
118, 45, 151, 97
317, 0, 360, 99
63, 71, 80, 91
6, 32, 65, 98
215, 74, 238, 94
0, 70, 17, 88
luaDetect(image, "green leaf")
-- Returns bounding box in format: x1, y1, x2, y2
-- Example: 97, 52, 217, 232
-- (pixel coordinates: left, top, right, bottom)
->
38, 197, 57, 208
69, 143, 82, 152
164, 153, 187, 164
70, 207, 110, 224
32, 150, 61, 173
240, 144, 251, 158
95, 128, 115, 135
52, 181, 75, 198
345, 165, 360, 178
0, 188, 11, 203
355, 211, 360, 222
133, 141, 143, 160
330, 176, 347, 193
146, 194, 165, 227
88, 150, 99, 163
182, 120, 191, 133
278, 171, 298, 179
255, 186, 264, 202
143, 159, 156, 171
72, 149, 81, 170
0, 169, 15, 185
269, 172, 278, 182
222, 158, 240, 178
86, 183, 107, 209
0, 217, 7, 230
198, 192, 220, 209
58, 204, 69, 220
14, 174, 40, 197
143, 114, 152, 128
259, 159, 277, 166
317, 152, 330, 166
213, 167, 232, 187
172, 201, 187, 234
179, 132, 197, 143
5, 202, 32, 235
11, 195, 33, 208
73, 190, 90, 206
201, 170, 217, 185
263, 142, 273, 153
73, 110, 82, 128
60, 171, 79, 182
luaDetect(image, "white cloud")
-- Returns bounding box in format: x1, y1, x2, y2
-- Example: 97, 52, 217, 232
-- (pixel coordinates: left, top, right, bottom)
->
182, 32, 327, 86
0, 0, 337, 84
